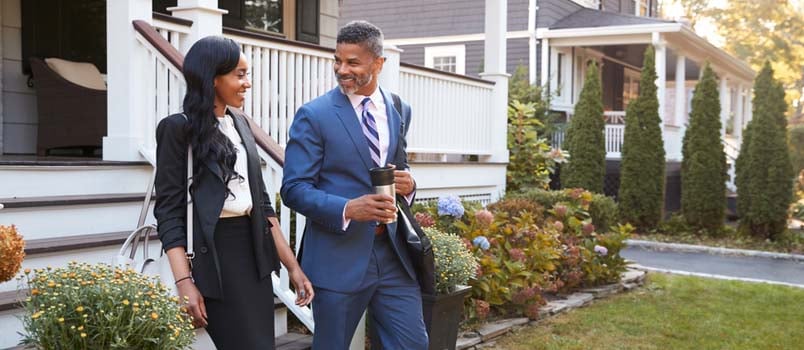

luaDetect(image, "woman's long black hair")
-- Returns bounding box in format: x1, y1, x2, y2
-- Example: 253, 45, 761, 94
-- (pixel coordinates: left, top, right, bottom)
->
182, 36, 242, 193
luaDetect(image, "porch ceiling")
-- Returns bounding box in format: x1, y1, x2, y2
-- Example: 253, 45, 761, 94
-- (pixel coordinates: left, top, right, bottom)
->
540, 23, 755, 84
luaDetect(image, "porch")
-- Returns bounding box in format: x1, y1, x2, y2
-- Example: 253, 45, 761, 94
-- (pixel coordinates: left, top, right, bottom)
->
541, 10, 755, 191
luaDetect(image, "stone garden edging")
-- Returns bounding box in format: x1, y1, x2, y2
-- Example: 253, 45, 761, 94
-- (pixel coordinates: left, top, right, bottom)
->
625, 239, 804, 262
455, 269, 647, 349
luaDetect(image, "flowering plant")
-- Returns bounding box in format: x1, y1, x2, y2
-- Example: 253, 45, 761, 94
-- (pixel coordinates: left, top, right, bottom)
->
0, 225, 25, 283
19, 262, 194, 349
437, 196, 465, 218
425, 227, 478, 294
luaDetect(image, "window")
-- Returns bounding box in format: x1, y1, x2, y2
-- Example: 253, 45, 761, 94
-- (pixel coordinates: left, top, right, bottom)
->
623, 68, 641, 108
424, 45, 466, 75
635, 0, 650, 17
155, 0, 284, 34
432, 56, 457, 73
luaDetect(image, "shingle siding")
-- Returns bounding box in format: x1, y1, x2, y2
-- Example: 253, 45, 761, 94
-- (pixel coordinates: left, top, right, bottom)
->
339, 0, 530, 39
398, 38, 531, 78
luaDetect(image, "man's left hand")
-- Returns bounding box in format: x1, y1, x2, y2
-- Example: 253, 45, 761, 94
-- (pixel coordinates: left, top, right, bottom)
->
388, 164, 415, 196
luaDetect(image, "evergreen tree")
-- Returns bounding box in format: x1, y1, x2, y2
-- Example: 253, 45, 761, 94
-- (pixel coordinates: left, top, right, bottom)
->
680, 63, 727, 232
736, 62, 794, 239
619, 46, 666, 230
561, 62, 605, 193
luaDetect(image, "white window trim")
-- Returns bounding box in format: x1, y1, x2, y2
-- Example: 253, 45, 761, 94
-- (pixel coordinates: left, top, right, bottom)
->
550, 47, 573, 107
424, 45, 466, 75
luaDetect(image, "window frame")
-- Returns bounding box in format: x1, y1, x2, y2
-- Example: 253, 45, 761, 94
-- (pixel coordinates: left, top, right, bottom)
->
424, 45, 466, 75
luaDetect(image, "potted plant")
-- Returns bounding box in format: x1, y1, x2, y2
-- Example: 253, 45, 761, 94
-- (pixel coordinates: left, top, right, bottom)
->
18, 262, 195, 349
422, 227, 478, 350
0, 225, 25, 283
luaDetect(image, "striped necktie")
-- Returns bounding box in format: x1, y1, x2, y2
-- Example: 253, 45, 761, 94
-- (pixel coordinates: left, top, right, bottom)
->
360, 97, 381, 168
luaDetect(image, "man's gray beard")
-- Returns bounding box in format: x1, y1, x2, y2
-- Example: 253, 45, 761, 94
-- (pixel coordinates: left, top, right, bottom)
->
337, 73, 373, 95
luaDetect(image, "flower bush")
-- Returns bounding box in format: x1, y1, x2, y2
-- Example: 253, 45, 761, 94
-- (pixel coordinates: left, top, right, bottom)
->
19, 262, 195, 349
411, 189, 629, 321
426, 227, 478, 294
0, 225, 25, 283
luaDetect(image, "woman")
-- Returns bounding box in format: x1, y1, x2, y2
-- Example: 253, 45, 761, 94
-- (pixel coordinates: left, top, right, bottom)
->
154, 36, 314, 349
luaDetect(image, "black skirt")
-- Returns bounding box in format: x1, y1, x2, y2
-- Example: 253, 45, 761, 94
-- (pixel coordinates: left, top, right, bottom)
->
204, 216, 275, 350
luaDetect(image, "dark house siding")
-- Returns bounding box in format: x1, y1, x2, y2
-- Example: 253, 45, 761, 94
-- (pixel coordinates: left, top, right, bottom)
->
398, 38, 531, 78
601, 0, 624, 13
339, 0, 529, 39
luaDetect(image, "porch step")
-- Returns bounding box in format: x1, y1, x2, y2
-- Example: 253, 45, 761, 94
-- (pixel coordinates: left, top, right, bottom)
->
0, 193, 154, 242
0, 162, 152, 198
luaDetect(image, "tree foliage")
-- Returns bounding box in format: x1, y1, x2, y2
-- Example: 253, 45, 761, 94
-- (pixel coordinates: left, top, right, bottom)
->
680, 63, 727, 232
561, 62, 606, 193
674, 0, 804, 120
735, 62, 794, 240
619, 46, 666, 230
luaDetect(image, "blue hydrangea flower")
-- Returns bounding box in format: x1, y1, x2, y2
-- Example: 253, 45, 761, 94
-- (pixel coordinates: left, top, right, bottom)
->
472, 236, 490, 250
437, 196, 465, 218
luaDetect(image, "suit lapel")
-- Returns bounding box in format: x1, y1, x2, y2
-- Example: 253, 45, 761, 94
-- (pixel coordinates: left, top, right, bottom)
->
380, 87, 401, 166
332, 89, 375, 171
228, 107, 262, 200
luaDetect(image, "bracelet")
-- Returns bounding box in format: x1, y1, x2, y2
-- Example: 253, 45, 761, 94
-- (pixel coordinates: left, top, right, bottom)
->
174, 275, 194, 285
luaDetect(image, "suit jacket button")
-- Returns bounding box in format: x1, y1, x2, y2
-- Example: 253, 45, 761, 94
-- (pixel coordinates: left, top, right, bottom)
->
199, 247, 208, 254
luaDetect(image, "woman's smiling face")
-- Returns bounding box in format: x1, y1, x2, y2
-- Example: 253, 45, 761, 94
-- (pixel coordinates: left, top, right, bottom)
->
214, 54, 251, 113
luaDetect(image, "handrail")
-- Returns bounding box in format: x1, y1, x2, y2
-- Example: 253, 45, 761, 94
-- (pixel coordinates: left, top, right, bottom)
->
400, 62, 495, 85
132, 19, 286, 166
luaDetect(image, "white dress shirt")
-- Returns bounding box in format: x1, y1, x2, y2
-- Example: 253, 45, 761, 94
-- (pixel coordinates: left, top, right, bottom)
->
341, 88, 415, 229
217, 114, 253, 218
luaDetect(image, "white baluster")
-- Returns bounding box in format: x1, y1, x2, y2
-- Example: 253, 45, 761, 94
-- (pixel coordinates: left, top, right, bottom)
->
270, 49, 280, 142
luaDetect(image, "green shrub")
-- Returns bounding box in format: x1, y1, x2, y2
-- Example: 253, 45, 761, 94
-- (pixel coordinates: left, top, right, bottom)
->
19, 262, 194, 350
561, 62, 606, 193
512, 188, 619, 233
507, 100, 562, 192
619, 46, 666, 230
736, 62, 794, 240
681, 63, 728, 232
789, 125, 804, 175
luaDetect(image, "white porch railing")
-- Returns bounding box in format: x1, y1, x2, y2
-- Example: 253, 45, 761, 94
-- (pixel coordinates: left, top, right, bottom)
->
399, 65, 495, 155
552, 111, 626, 159
134, 22, 188, 162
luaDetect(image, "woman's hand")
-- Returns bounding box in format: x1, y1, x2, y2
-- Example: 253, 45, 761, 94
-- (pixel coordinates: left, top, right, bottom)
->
177, 279, 208, 328
288, 267, 314, 306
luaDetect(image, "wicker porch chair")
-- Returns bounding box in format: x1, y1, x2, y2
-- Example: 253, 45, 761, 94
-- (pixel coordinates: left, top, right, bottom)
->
29, 57, 107, 157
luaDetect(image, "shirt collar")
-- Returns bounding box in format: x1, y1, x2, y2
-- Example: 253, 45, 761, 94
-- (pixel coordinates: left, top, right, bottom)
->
347, 87, 385, 110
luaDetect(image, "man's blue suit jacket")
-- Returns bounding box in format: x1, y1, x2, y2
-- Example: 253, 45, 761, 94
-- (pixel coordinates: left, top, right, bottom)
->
281, 87, 415, 293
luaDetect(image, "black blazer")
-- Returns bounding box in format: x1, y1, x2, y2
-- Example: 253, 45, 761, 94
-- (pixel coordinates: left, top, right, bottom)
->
153, 107, 280, 299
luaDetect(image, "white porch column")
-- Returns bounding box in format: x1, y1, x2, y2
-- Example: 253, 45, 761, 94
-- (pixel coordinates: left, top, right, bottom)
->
379, 44, 403, 93
528, 0, 538, 84
734, 84, 744, 140
540, 38, 550, 88
480, 0, 510, 176
169, 0, 227, 53
719, 76, 730, 138
652, 32, 666, 132
745, 86, 753, 125
103, 0, 153, 161
674, 54, 686, 128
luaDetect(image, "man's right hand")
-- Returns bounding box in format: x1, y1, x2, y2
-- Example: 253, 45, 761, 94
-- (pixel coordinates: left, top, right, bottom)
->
345, 194, 397, 222
177, 280, 208, 328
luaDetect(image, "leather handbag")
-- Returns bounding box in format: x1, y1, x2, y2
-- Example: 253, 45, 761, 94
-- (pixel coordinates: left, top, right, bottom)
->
115, 120, 216, 349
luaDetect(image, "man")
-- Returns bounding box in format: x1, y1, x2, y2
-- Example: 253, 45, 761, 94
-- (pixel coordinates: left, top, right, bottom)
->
281, 21, 428, 350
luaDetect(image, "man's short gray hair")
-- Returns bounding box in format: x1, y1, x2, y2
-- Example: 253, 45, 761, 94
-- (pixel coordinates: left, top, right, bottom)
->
337, 20, 384, 58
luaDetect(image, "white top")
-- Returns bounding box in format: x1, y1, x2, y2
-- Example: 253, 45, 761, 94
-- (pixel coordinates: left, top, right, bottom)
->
347, 88, 390, 166
217, 115, 253, 218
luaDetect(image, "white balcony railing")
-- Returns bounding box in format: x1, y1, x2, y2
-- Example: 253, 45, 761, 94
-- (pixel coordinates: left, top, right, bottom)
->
552, 111, 626, 159
399, 65, 495, 155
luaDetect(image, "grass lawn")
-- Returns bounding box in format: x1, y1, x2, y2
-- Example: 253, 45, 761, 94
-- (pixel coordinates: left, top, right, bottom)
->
490, 274, 804, 350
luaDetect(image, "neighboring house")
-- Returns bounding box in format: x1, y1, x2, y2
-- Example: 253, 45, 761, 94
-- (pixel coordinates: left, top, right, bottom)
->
342, 0, 754, 211
0, 1, 509, 348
